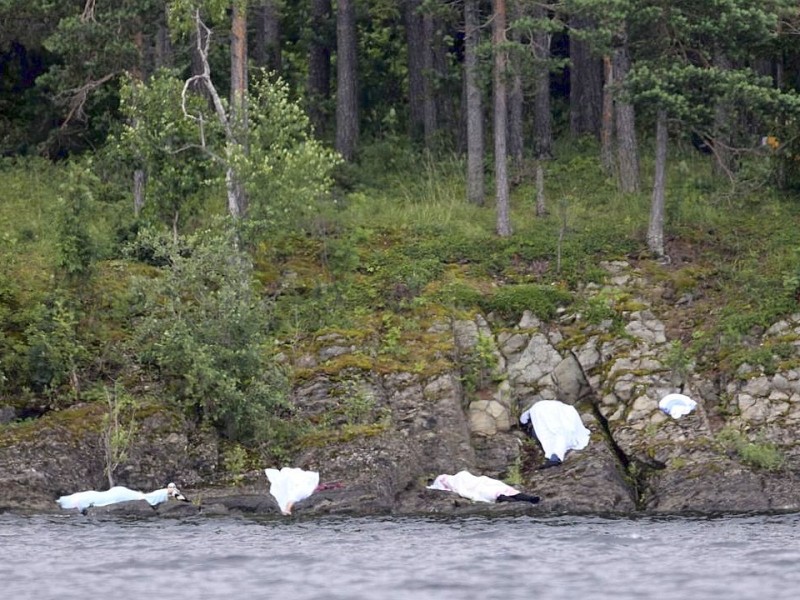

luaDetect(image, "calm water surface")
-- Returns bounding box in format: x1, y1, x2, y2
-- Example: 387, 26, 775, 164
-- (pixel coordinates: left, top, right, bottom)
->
1, 512, 799, 600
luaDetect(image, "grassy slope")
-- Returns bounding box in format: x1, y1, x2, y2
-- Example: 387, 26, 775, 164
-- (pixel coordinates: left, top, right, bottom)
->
2, 139, 800, 456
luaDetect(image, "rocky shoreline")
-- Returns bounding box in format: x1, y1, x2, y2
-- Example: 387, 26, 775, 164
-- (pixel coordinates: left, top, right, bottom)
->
2, 259, 799, 518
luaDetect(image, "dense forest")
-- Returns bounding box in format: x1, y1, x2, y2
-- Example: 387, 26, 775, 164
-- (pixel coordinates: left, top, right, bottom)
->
3, 1, 800, 474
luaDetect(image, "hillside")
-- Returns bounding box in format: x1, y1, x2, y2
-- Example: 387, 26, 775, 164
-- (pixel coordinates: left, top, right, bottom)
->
2, 142, 800, 514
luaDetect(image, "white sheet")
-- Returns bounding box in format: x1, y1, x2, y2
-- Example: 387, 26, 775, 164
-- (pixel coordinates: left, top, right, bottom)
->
659, 393, 697, 418
519, 400, 590, 461
427, 470, 520, 503
265, 467, 320, 515
57, 486, 171, 511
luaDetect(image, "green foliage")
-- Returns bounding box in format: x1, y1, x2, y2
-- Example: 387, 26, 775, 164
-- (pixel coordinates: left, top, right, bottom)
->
717, 427, 785, 472
339, 381, 378, 426
481, 284, 573, 324
96, 382, 138, 487
239, 73, 341, 234
114, 71, 215, 231
116, 68, 339, 236
222, 443, 249, 485
362, 248, 444, 309
664, 340, 693, 383
54, 163, 99, 281
459, 332, 499, 395
581, 294, 620, 326
23, 297, 88, 402
128, 224, 290, 445
429, 281, 484, 311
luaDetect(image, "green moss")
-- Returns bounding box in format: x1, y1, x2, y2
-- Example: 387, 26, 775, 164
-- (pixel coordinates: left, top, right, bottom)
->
297, 422, 390, 448
0, 403, 105, 448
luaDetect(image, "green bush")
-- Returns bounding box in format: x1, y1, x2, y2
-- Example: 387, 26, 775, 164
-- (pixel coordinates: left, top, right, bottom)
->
129, 224, 291, 445
481, 284, 573, 324
429, 281, 484, 310
717, 428, 785, 472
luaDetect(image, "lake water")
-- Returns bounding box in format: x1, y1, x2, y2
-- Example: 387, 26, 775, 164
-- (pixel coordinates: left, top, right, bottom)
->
1, 512, 799, 600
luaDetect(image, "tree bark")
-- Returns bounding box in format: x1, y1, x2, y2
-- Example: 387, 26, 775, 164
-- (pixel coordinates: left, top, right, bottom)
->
182, 10, 246, 220
612, 31, 639, 193
405, 0, 426, 142
155, 4, 174, 69
308, 0, 332, 137
647, 109, 667, 258
335, 0, 359, 161
422, 11, 438, 148
507, 1, 523, 169
600, 54, 615, 174
532, 3, 552, 160
132, 28, 146, 216
133, 168, 146, 217
253, 0, 282, 73
494, 0, 511, 237
464, 0, 485, 206
569, 15, 602, 138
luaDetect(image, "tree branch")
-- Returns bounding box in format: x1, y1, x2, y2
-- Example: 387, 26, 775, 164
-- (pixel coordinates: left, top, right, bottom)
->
60, 72, 116, 128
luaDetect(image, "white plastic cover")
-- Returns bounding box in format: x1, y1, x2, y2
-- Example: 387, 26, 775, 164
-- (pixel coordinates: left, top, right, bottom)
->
519, 400, 591, 461
265, 467, 320, 515
659, 393, 697, 419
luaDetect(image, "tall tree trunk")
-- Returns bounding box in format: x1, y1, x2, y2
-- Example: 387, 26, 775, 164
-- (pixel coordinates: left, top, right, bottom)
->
532, 4, 552, 160
569, 16, 602, 138
132, 29, 146, 216
422, 11, 438, 148
133, 169, 146, 217
464, 0, 485, 206
431, 8, 453, 147
184, 10, 247, 220
507, 1, 524, 171
253, 0, 282, 73
494, 0, 511, 237
335, 0, 359, 161
405, 0, 426, 142
230, 2, 249, 217
647, 109, 667, 258
155, 5, 174, 69
612, 31, 639, 193
600, 54, 615, 174
308, 0, 332, 138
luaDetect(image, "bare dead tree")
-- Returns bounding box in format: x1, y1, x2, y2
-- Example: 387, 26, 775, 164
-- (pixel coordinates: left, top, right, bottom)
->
181, 9, 247, 219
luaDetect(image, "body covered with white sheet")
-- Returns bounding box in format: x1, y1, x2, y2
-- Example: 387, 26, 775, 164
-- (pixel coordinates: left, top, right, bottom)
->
265, 467, 320, 515
57, 483, 184, 512
427, 470, 521, 503
519, 400, 590, 462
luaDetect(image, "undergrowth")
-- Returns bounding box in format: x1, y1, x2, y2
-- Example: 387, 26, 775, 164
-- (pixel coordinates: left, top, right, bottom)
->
3, 140, 800, 464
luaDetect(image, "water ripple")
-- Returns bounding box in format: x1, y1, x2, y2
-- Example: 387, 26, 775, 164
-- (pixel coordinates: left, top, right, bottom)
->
3, 513, 800, 600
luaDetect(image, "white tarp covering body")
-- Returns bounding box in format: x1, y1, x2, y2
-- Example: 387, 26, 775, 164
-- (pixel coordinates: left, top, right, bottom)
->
57, 486, 171, 512
265, 467, 320, 515
659, 393, 697, 419
426, 470, 520, 503
519, 400, 591, 462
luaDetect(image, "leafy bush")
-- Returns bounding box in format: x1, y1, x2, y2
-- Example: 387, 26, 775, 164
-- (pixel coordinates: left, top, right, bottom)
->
481, 284, 573, 324
129, 224, 290, 445
717, 428, 784, 472
429, 281, 484, 310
